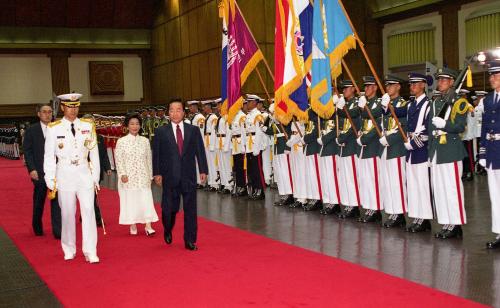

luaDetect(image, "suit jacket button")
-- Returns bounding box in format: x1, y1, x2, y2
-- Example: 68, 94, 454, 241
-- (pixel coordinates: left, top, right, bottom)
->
492, 120, 496, 123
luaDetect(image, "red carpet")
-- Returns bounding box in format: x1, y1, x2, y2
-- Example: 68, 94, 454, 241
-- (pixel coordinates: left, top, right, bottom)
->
0, 158, 485, 307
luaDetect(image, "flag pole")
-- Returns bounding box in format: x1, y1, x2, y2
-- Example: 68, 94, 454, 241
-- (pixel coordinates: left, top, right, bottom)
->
234, 1, 274, 81
338, 0, 407, 143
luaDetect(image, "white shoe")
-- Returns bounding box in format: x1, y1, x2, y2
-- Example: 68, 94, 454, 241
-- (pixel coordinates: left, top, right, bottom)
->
130, 225, 138, 235
64, 253, 76, 261
84, 254, 100, 264
145, 227, 156, 236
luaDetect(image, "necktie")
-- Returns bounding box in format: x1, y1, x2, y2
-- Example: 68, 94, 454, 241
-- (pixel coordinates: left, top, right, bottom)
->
496, 93, 499, 105
176, 124, 183, 154
71, 123, 76, 136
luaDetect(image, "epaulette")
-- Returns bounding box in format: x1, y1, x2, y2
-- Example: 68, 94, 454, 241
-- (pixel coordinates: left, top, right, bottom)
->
254, 114, 264, 124
80, 118, 94, 124
48, 120, 61, 128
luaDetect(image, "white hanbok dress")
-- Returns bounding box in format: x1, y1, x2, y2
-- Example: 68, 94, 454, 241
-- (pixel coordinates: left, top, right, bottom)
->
115, 134, 158, 224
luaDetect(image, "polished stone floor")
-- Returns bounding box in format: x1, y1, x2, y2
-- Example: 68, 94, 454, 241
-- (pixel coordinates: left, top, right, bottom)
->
2, 173, 499, 306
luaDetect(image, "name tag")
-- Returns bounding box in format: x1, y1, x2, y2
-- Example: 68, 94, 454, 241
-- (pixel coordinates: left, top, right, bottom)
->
57, 136, 65, 139
81, 130, 90, 134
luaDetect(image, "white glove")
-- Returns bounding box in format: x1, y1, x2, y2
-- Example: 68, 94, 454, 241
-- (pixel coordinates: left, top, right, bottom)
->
261, 126, 268, 132
333, 94, 340, 105
479, 159, 486, 168
337, 96, 346, 110
335, 138, 343, 146
432, 117, 446, 129
46, 179, 55, 191
404, 142, 413, 150
381, 93, 391, 108
358, 96, 367, 109
286, 135, 298, 147
253, 149, 259, 157
317, 137, 323, 145
356, 137, 363, 146
379, 136, 388, 146
284, 150, 290, 154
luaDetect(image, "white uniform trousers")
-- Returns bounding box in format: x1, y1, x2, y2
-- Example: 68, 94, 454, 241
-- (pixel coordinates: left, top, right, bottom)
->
406, 162, 433, 220
274, 153, 293, 196
318, 155, 340, 205
487, 167, 500, 234
206, 149, 218, 187
218, 150, 232, 188
262, 146, 273, 185
379, 149, 407, 215
358, 157, 382, 211
58, 188, 97, 257
305, 154, 321, 201
290, 149, 307, 200
338, 155, 361, 207
431, 158, 466, 225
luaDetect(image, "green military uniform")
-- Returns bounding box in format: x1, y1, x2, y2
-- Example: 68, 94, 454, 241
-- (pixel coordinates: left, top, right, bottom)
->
302, 109, 322, 210
337, 96, 361, 157
428, 67, 470, 239
359, 96, 383, 158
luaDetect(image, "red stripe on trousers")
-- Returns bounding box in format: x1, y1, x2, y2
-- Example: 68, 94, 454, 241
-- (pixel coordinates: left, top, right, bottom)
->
257, 154, 266, 188
313, 154, 323, 200
453, 161, 465, 224
396, 157, 406, 213
332, 156, 341, 204
373, 158, 381, 210
286, 154, 294, 194
351, 156, 361, 206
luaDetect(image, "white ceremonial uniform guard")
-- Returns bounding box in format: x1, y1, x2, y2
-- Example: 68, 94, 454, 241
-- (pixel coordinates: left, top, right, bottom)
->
286, 121, 307, 207
202, 100, 219, 190
259, 103, 273, 186
44, 93, 100, 263
187, 100, 206, 186
215, 99, 233, 193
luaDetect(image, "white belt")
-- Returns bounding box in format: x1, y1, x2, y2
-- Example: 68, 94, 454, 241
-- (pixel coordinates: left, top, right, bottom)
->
408, 133, 428, 141
276, 133, 285, 137
486, 133, 500, 141
432, 130, 446, 137
58, 158, 87, 166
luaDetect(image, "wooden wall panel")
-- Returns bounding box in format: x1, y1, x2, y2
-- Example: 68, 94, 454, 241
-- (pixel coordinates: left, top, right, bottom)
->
40, 0, 66, 27
0, 0, 16, 26
180, 15, 190, 59
207, 49, 221, 98
206, 0, 220, 50
198, 52, 210, 97
157, 25, 167, 65
114, 0, 138, 29
171, 18, 182, 61
66, 0, 91, 28
190, 55, 201, 99
188, 10, 199, 55
16, 0, 40, 27
50, 53, 70, 96
89, 0, 115, 28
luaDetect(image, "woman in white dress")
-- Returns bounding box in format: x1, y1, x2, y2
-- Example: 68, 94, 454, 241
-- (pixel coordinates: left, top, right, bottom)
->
115, 113, 158, 235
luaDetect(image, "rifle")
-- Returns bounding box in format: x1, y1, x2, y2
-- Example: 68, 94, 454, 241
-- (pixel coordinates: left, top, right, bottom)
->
437, 57, 474, 118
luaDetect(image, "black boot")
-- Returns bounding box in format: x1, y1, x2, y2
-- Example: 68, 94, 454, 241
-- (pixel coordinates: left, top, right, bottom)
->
304, 200, 321, 211
338, 206, 360, 219
435, 225, 450, 238
409, 219, 432, 233
383, 214, 406, 228
250, 189, 265, 200
440, 225, 463, 239
361, 210, 382, 223
486, 237, 500, 249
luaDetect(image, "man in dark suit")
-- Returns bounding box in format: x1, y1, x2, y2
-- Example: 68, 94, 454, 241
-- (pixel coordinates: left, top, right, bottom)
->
153, 99, 208, 250
23, 103, 61, 238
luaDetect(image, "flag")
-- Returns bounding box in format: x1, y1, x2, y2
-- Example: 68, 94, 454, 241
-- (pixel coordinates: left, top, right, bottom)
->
275, 0, 312, 124
310, 0, 356, 119
219, 0, 229, 108
222, 0, 264, 123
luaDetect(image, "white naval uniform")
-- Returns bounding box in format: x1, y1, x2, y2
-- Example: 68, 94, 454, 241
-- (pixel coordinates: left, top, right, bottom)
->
216, 115, 232, 189
191, 113, 206, 185
260, 111, 273, 185
287, 122, 307, 202
204, 113, 219, 188
44, 117, 100, 258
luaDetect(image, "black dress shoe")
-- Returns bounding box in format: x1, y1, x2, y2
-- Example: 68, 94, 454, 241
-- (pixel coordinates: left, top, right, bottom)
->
486, 238, 500, 249
304, 200, 321, 211
338, 206, 360, 219
164, 232, 172, 244
236, 187, 248, 197
463, 172, 473, 182
410, 219, 431, 233
274, 198, 285, 206
321, 204, 341, 215
290, 200, 304, 208
434, 226, 448, 238
384, 214, 406, 228
441, 225, 463, 239
185, 242, 198, 251
362, 210, 382, 223
281, 195, 294, 206
250, 190, 265, 200
208, 186, 218, 192
53, 234, 61, 240
221, 188, 231, 194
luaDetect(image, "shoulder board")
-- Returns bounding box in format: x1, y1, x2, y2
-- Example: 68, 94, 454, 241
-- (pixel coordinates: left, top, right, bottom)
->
254, 114, 264, 124
48, 120, 61, 128
239, 116, 246, 124
80, 118, 94, 124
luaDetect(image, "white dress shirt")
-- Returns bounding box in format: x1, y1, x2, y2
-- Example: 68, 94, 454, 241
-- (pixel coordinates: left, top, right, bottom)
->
40, 122, 48, 139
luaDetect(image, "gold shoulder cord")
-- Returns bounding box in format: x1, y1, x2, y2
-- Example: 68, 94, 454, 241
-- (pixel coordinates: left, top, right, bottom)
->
84, 122, 98, 150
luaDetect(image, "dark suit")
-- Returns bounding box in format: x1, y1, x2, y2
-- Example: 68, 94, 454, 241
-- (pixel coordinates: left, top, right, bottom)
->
153, 122, 208, 243
23, 122, 61, 238
94, 134, 111, 224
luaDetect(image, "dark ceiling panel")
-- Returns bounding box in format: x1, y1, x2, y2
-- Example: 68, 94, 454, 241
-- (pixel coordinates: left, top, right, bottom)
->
66, 0, 91, 27
113, 0, 137, 28
134, 0, 153, 28
0, 0, 16, 26
40, 0, 67, 27
16, 0, 41, 27
89, 0, 115, 28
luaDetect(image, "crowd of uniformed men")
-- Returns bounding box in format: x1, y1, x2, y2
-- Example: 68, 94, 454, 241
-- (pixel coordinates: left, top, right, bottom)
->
3, 63, 500, 249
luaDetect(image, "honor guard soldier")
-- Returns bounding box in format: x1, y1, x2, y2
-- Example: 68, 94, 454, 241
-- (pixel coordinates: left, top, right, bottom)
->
356, 76, 383, 223
378, 75, 408, 228
43, 93, 101, 263
264, 103, 293, 206
244, 94, 266, 200
316, 99, 341, 215
404, 73, 433, 232
258, 99, 273, 186
286, 118, 307, 208
231, 102, 248, 196
301, 109, 323, 211
187, 100, 206, 187
473, 90, 488, 175
459, 89, 475, 181
336, 80, 362, 219
147, 107, 157, 142
214, 99, 232, 194
428, 67, 470, 239
479, 61, 500, 249
156, 106, 170, 126
202, 100, 219, 191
